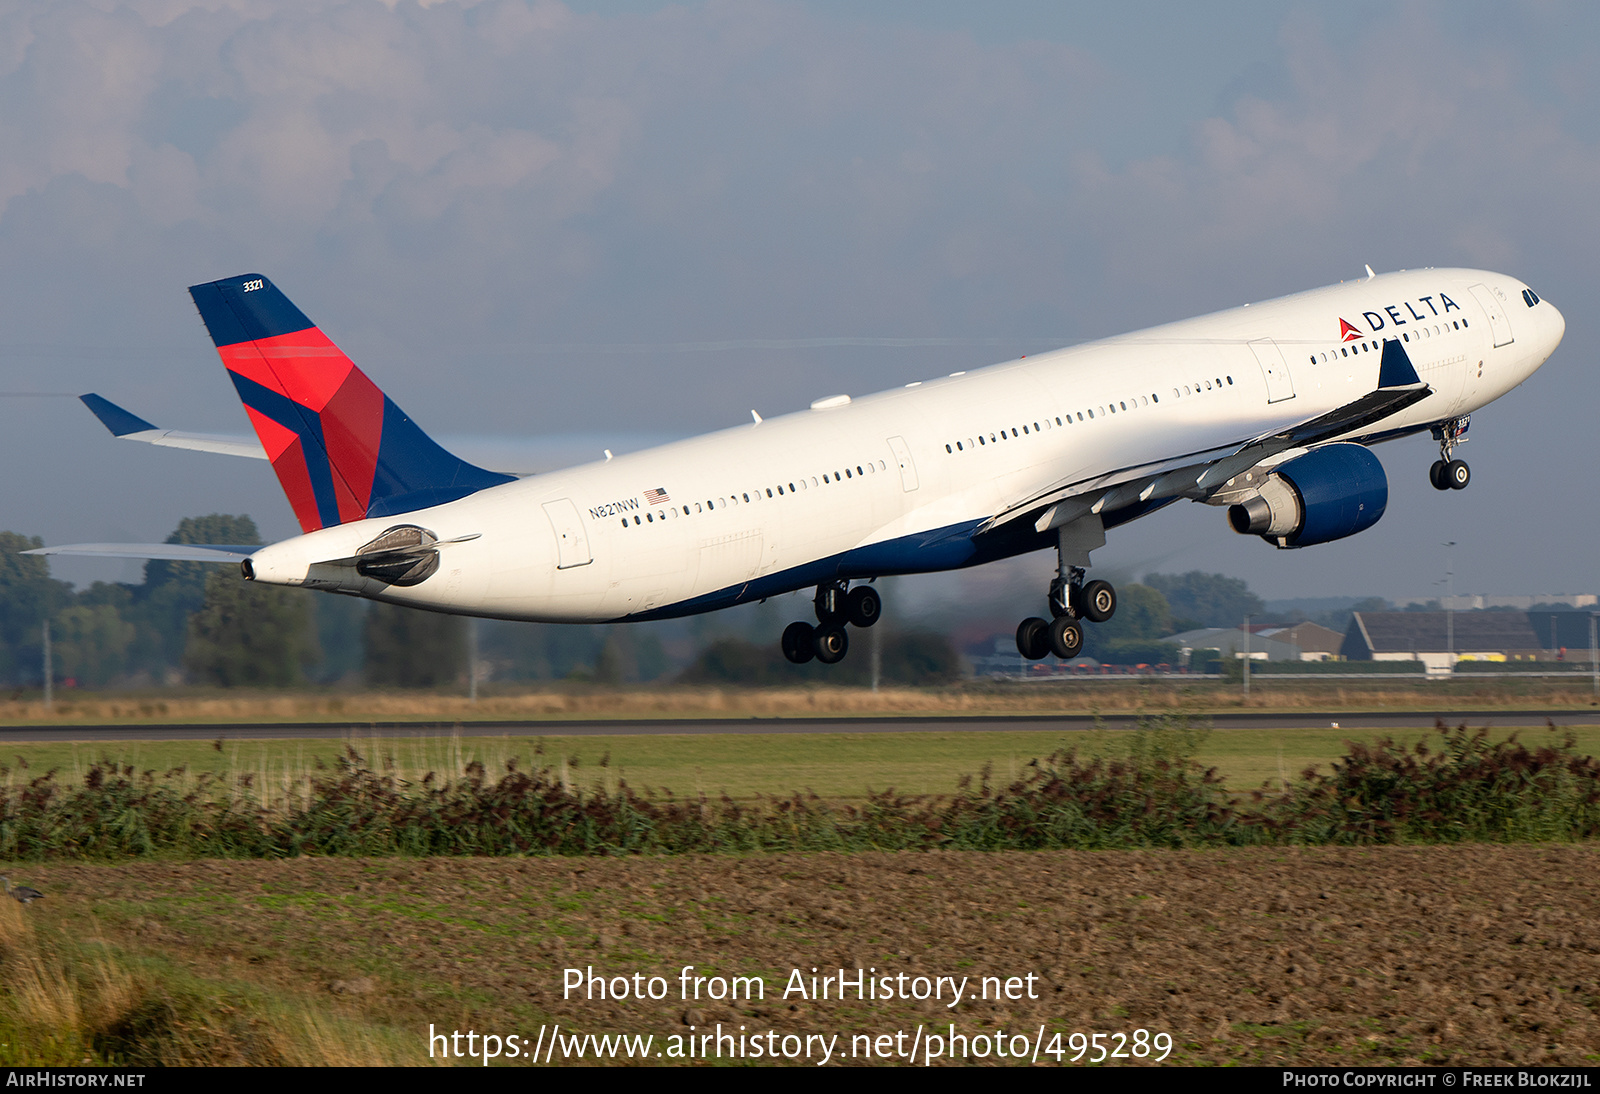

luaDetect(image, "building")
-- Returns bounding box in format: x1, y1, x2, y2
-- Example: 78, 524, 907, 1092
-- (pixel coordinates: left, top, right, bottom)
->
1257, 622, 1344, 661
1166, 626, 1302, 663
1341, 611, 1548, 675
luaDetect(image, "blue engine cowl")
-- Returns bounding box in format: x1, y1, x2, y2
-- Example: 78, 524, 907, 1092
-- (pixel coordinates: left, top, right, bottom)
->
1227, 443, 1388, 549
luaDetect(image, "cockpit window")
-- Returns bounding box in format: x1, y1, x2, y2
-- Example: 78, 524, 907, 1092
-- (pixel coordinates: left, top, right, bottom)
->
1522, 288, 1541, 307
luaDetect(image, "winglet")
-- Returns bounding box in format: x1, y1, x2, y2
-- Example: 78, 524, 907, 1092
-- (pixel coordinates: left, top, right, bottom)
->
1378, 339, 1422, 388
1364, 264, 1377, 281
80, 394, 156, 437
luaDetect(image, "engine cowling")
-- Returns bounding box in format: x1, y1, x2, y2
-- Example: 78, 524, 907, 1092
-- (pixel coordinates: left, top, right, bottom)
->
1227, 443, 1387, 549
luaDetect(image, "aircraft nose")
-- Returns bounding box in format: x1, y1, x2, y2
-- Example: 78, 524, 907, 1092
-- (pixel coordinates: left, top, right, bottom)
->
1546, 300, 1566, 350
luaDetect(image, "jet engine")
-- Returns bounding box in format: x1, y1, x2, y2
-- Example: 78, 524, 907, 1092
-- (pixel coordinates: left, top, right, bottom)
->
1227, 443, 1387, 549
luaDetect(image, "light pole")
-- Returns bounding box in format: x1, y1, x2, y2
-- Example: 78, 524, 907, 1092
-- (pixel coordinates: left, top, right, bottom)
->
42, 618, 52, 711
1243, 613, 1252, 701
1590, 612, 1597, 699
1443, 541, 1456, 671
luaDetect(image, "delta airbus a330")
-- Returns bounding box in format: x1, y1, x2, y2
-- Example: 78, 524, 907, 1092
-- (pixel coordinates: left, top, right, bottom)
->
35, 266, 1563, 665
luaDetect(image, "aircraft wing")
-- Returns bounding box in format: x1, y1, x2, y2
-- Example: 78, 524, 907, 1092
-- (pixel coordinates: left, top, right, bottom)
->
21, 543, 254, 562
981, 340, 1432, 536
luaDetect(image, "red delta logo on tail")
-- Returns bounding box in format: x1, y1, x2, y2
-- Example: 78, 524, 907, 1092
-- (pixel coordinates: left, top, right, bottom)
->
1338, 318, 1363, 342
189, 274, 512, 533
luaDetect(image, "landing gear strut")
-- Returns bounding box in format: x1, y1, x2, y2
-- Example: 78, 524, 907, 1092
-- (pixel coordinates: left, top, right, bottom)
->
781, 580, 880, 664
1016, 517, 1114, 662
1429, 417, 1470, 491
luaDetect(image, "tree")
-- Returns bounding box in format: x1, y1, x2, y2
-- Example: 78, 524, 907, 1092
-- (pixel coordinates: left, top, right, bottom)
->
0, 531, 73, 685
52, 604, 136, 688
363, 602, 466, 687
130, 515, 264, 677
185, 569, 320, 686
1083, 583, 1180, 666
1143, 571, 1264, 630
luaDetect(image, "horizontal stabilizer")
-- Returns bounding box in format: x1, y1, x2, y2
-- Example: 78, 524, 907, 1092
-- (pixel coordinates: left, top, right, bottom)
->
80, 394, 269, 459
21, 543, 253, 562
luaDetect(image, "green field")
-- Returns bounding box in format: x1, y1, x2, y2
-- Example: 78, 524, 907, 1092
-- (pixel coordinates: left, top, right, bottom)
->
6, 721, 1597, 800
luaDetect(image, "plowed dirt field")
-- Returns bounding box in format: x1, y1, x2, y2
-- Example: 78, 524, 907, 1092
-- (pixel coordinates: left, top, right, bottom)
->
17, 845, 1600, 1066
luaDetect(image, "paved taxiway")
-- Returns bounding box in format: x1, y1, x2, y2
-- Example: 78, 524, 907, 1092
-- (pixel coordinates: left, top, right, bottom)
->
0, 710, 1594, 742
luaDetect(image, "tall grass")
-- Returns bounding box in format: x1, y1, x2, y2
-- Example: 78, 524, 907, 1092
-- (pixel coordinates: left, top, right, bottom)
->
1, 721, 1596, 859
0, 893, 427, 1065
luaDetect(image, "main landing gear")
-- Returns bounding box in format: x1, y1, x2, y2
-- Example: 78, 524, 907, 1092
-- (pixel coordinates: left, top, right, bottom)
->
781, 581, 881, 664
1429, 417, 1470, 491
1016, 517, 1115, 662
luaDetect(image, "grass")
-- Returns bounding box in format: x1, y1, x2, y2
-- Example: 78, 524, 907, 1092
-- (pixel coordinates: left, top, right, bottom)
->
0, 886, 430, 1065
4, 677, 1600, 727
4, 721, 1598, 859
5, 723, 1600, 803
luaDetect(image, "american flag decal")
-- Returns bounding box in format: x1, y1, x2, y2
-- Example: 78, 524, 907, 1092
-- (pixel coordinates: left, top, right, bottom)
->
644, 487, 671, 504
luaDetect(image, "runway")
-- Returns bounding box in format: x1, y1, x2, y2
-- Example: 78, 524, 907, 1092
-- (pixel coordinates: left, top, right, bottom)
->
0, 709, 1594, 742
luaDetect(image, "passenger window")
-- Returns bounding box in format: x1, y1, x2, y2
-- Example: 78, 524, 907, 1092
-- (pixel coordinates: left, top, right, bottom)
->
646, 513, 653, 522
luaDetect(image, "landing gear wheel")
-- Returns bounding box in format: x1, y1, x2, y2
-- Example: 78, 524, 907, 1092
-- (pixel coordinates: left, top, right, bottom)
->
1446, 459, 1470, 490
1048, 617, 1084, 660
846, 586, 881, 628
1016, 617, 1051, 660
781, 621, 816, 664
813, 624, 849, 664
1429, 460, 1450, 491
1081, 580, 1117, 623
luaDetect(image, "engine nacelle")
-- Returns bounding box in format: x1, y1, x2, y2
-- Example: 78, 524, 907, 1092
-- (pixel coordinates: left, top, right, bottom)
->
1227, 443, 1387, 549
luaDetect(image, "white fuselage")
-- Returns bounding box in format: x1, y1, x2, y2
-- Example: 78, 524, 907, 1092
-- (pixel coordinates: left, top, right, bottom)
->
246, 268, 1564, 622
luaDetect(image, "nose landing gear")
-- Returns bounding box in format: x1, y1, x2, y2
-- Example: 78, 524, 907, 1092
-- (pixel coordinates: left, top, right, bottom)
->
1429, 417, 1470, 491
780, 580, 881, 664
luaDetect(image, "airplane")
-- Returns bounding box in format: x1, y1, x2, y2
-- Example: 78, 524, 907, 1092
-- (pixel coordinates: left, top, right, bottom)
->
31, 266, 1564, 666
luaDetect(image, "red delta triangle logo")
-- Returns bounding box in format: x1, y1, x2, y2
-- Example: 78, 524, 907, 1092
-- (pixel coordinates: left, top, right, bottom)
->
1338, 318, 1363, 342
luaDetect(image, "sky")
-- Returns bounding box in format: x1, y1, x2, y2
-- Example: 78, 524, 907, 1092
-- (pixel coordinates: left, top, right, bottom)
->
2, 0, 1597, 609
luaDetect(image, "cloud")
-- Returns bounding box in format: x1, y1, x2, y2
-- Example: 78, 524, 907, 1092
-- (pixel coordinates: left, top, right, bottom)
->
1, 0, 1598, 598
